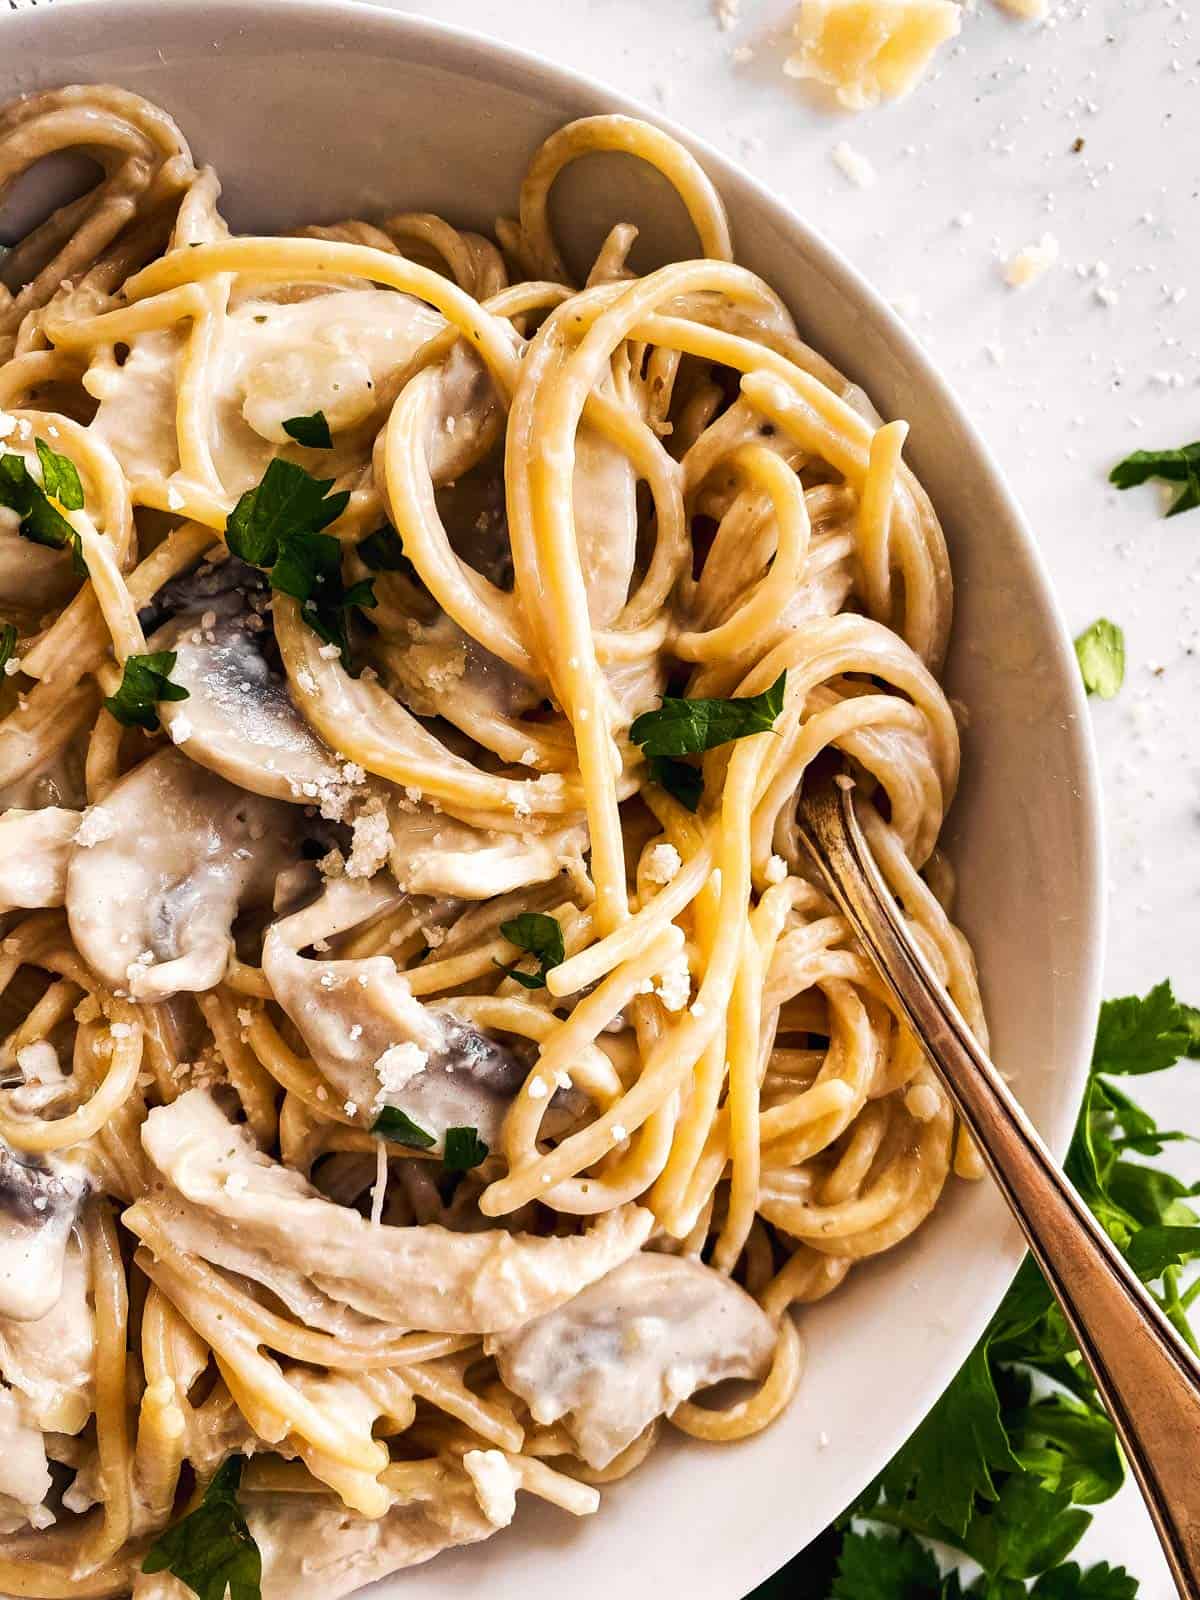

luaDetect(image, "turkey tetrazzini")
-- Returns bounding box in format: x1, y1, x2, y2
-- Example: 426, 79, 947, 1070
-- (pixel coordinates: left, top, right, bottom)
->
0, 86, 986, 1600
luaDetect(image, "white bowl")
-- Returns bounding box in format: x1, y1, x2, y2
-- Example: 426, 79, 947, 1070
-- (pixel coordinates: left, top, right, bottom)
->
0, 3, 1105, 1594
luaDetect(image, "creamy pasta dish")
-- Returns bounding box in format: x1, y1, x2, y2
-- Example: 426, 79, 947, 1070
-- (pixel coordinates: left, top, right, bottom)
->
0, 86, 986, 1600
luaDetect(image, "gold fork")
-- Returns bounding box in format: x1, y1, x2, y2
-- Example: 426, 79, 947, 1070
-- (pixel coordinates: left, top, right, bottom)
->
797, 767, 1200, 1599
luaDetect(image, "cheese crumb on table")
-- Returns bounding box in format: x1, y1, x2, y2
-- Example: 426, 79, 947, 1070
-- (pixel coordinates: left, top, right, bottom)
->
831, 140, 877, 188
784, 0, 962, 112
1004, 233, 1060, 288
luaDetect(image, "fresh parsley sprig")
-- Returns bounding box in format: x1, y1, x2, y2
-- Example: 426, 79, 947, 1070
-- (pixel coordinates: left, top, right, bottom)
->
225, 458, 375, 667
282, 410, 333, 449
1074, 618, 1125, 700
753, 981, 1199, 1599
1111, 441, 1200, 519
494, 912, 565, 990
103, 650, 190, 731
0, 443, 87, 574
142, 1456, 262, 1600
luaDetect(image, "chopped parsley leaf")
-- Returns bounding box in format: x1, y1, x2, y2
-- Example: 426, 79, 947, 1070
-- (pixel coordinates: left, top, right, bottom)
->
103, 650, 190, 731
371, 1105, 436, 1149
282, 410, 333, 449
443, 1126, 489, 1171
1074, 619, 1124, 700
0, 448, 83, 565
34, 437, 84, 509
1110, 441, 1200, 519
629, 670, 787, 758
357, 523, 416, 577
647, 754, 703, 812
494, 912, 565, 990
141, 1456, 262, 1600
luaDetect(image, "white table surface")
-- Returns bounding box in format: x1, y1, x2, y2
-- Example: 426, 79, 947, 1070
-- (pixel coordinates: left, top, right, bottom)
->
25, 0, 1200, 1588
355, 1, 1197, 1590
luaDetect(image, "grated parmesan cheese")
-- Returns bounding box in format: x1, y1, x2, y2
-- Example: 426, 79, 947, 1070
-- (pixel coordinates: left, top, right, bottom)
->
345, 802, 391, 880
373, 1041, 428, 1113
74, 807, 117, 847
644, 842, 682, 884
784, 0, 961, 112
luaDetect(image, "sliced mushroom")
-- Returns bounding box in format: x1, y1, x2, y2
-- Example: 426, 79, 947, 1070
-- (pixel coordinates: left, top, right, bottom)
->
129, 1089, 653, 1334
0, 808, 80, 913
0, 520, 77, 615
488, 1253, 776, 1468
262, 878, 533, 1150
143, 556, 346, 804
0, 1140, 88, 1321
387, 800, 585, 900
89, 287, 446, 498
66, 748, 298, 1001
573, 423, 639, 627
133, 1469, 498, 1600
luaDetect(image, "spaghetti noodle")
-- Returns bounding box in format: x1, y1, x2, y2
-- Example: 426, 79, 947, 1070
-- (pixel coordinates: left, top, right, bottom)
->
0, 85, 985, 1599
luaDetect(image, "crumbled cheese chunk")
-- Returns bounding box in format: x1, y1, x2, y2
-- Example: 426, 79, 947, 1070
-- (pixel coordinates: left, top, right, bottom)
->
317, 642, 342, 660
3, 655, 22, 677
168, 713, 193, 745
0, 412, 16, 439
654, 956, 692, 1014
644, 841, 682, 885
463, 1450, 518, 1529
831, 141, 877, 188
345, 803, 391, 880
527, 1076, 549, 1101
784, 0, 961, 112
74, 806, 116, 847
765, 854, 788, 885
1004, 233, 1059, 288
373, 1041, 428, 1110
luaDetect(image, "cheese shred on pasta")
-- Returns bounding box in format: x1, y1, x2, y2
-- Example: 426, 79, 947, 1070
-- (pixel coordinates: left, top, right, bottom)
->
0, 85, 985, 1600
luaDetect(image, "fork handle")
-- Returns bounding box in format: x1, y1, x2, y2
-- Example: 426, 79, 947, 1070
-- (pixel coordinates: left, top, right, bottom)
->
798, 781, 1200, 1599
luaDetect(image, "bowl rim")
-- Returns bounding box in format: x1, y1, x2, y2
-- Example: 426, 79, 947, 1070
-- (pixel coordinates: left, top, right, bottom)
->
1, 0, 1107, 1587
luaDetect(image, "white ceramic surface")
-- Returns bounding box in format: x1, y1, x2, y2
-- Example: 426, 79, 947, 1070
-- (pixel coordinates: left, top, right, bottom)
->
0, 4, 1106, 1594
